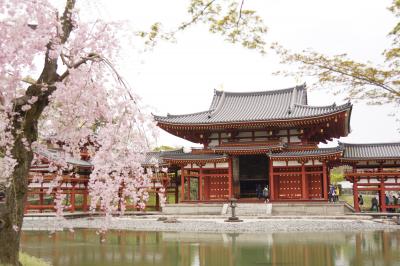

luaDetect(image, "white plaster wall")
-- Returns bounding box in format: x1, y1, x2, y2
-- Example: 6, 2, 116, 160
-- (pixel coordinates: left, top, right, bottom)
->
272, 161, 286, 166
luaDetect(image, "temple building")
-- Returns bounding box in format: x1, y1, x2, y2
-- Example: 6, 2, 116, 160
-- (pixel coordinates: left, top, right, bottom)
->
153, 84, 353, 202
25, 84, 400, 213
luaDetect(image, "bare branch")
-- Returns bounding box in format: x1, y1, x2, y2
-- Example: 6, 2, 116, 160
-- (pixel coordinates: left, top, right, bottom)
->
299, 59, 400, 97
272, 43, 400, 103
179, 0, 217, 30
236, 0, 245, 28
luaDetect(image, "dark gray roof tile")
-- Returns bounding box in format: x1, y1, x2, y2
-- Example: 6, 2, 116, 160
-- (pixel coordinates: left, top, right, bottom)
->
269, 147, 343, 158
162, 153, 228, 162
154, 85, 351, 125
35, 149, 92, 167
341, 142, 400, 160
142, 149, 184, 166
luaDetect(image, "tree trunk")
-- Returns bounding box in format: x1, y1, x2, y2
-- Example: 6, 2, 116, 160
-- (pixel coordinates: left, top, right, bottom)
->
0, 136, 33, 265
0, 2, 77, 264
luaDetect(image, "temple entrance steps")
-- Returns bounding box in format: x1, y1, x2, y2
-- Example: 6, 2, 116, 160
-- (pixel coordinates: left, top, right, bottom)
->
224, 203, 272, 216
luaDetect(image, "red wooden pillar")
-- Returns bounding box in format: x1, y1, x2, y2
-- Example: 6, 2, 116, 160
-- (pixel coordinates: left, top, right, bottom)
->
228, 158, 233, 199
155, 190, 160, 211
83, 181, 88, 212
322, 161, 328, 200
380, 178, 386, 212
301, 163, 308, 199
70, 181, 76, 213
353, 177, 360, 212
175, 170, 179, 203
39, 182, 44, 213
199, 165, 203, 201
180, 166, 185, 202
269, 160, 275, 201
117, 186, 122, 212
187, 172, 191, 201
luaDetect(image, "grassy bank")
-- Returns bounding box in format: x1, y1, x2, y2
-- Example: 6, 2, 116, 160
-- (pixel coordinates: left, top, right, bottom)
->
19, 252, 50, 266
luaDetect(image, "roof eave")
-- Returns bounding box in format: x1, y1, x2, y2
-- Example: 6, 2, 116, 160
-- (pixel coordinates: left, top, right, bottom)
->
269, 151, 343, 161
156, 108, 351, 128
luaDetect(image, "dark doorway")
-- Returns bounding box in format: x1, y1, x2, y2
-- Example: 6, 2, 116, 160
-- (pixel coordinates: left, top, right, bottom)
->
238, 155, 269, 198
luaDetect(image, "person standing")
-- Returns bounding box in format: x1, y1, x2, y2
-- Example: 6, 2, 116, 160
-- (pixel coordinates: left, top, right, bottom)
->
335, 186, 340, 202
329, 185, 335, 203
263, 185, 269, 203
358, 194, 364, 211
371, 195, 379, 212
386, 193, 392, 212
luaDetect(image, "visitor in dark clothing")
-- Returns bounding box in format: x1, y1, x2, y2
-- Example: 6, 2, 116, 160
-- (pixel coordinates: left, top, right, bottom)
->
358, 195, 364, 208
371, 196, 379, 212
256, 184, 262, 199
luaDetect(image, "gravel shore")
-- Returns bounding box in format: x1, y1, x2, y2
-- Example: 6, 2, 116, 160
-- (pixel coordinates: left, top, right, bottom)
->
22, 216, 400, 233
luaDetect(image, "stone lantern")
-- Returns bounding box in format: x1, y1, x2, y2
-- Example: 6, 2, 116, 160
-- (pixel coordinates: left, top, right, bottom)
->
225, 198, 242, 222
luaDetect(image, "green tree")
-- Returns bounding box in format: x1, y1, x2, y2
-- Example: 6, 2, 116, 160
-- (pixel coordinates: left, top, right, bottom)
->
138, 0, 267, 53
273, 1, 400, 105
153, 145, 176, 152
330, 167, 345, 184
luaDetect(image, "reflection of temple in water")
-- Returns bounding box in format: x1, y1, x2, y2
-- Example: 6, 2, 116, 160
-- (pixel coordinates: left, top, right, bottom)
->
20, 230, 400, 266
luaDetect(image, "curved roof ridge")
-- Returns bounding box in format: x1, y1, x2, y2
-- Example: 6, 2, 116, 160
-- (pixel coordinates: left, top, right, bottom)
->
294, 102, 351, 109
209, 91, 226, 118
339, 141, 400, 146
154, 110, 212, 119
214, 84, 306, 97
287, 86, 298, 114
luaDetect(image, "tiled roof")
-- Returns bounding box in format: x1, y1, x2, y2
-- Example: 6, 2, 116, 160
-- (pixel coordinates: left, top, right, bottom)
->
154, 85, 352, 125
143, 149, 228, 166
269, 147, 343, 158
162, 153, 228, 162
211, 144, 283, 154
35, 149, 92, 167
143, 142, 400, 165
341, 142, 400, 160
142, 149, 184, 166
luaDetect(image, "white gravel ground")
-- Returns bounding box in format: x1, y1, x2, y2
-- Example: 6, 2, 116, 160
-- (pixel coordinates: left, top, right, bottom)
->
22, 216, 400, 233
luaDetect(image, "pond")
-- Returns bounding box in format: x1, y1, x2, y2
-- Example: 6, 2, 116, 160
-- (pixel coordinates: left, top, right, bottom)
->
21, 230, 400, 266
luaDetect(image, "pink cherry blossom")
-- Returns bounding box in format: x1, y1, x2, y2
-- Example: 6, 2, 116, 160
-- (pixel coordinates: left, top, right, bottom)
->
0, 0, 157, 230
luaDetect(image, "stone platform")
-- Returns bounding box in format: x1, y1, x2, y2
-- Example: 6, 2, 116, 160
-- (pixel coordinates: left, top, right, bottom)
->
271, 202, 352, 216
162, 201, 353, 216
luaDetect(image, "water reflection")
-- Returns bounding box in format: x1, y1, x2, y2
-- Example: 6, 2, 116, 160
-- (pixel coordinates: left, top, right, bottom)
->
21, 229, 400, 266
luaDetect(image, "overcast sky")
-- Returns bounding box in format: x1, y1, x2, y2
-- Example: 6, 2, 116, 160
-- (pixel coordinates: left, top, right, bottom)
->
78, 0, 400, 148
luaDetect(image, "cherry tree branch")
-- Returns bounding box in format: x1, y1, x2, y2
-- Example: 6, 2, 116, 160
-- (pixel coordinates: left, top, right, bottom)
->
59, 53, 100, 81
60, 0, 76, 44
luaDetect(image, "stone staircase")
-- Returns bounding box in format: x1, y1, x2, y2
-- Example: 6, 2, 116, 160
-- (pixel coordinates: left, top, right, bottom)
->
224, 203, 272, 216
